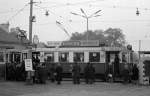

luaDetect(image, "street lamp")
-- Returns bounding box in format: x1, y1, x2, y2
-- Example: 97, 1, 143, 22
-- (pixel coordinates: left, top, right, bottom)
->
71, 8, 101, 41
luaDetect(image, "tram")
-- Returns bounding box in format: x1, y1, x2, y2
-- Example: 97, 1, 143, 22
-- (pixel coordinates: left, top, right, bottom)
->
1, 40, 133, 81
34, 41, 133, 80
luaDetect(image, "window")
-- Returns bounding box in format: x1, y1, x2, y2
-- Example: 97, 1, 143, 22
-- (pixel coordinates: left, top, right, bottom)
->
89, 52, 100, 62
74, 52, 84, 62
22, 53, 27, 60
59, 52, 69, 62
0, 52, 4, 62
14, 53, 21, 63
45, 53, 54, 62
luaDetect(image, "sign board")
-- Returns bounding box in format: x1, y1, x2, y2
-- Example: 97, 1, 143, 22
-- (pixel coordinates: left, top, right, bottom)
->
25, 59, 33, 71
61, 41, 80, 46
47, 41, 62, 47
80, 40, 99, 46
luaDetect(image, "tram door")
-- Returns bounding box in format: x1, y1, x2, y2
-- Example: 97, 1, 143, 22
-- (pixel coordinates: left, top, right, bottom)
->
106, 51, 120, 77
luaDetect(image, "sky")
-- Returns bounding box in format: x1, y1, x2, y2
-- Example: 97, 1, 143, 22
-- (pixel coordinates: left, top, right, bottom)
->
0, 0, 150, 51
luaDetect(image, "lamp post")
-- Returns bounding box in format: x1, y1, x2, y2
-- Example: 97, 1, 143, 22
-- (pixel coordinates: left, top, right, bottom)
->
71, 8, 101, 41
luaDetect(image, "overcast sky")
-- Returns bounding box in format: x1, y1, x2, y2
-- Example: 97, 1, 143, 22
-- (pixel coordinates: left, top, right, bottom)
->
0, 0, 150, 51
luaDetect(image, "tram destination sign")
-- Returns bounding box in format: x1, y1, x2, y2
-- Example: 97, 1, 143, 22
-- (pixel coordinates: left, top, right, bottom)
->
47, 41, 62, 47
61, 41, 80, 46
80, 40, 99, 46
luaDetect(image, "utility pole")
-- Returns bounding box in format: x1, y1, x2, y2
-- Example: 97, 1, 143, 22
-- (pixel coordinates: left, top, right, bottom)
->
29, 0, 33, 43
26, 0, 34, 85
139, 40, 141, 62
86, 18, 89, 40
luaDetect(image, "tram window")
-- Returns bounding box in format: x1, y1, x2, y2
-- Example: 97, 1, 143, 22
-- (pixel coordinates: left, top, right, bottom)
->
74, 52, 84, 62
14, 53, 21, 63
59, 52, 69, 62
45, 53, 54, 62
0, 52, 4, 62
22, 53, 27, 60
89, 52, 100, 62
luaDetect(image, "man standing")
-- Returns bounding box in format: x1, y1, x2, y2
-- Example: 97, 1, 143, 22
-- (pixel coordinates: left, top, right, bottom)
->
72, 62, 81, 84
114, 54, 120, 76
84, 63, 95, 84
131, 64, 139, 84
84, 63, 90, 84
89, 63, 95, 84
55, 63, 63, 85
122, 64, 130, 84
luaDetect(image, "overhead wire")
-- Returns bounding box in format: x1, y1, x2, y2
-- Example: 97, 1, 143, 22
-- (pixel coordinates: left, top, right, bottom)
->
34, 4, 77, 33
7, 3, 29, 22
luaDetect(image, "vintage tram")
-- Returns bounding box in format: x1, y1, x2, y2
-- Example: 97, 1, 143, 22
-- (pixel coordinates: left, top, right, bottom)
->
0, 40, 133, 81
33, 41, 133, 80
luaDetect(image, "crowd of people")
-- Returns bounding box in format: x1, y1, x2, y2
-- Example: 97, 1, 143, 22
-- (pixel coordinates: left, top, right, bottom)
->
5, 56, 139, 85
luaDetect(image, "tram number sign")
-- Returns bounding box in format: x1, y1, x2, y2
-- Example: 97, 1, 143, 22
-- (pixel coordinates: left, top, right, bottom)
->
25, 59, 33, 71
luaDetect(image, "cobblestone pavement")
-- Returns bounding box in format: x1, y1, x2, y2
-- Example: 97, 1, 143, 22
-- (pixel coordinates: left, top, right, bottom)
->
0, 81, 150, 96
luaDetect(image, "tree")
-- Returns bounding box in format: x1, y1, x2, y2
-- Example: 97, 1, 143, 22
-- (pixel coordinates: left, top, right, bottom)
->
69, 28, 126, 47
104, 28, 126, 47
10, 27, 29, 44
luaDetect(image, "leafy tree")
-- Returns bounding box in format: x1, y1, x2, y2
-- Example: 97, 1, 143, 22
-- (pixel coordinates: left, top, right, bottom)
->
69, 28, 126, 47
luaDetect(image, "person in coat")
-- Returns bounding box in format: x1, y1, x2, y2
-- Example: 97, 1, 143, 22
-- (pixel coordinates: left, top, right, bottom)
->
106, 61, 114, 82
84, 63, 95, 84
114, 54, 120, 76
50, 63, 56, 82
122, 64, 130, 84
89, 63, 95, 84
131, 64, 139, 84
72, 62, 81, 84
38, 63, 47, 84
84, 63, 90, 84
55, 63, 63, 85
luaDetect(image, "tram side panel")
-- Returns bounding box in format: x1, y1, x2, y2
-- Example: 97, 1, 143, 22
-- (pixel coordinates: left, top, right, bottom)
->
43, 50, 107, 79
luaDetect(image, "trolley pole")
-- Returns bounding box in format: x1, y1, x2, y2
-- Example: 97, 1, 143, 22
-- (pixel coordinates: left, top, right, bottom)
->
86, 18, 89, 42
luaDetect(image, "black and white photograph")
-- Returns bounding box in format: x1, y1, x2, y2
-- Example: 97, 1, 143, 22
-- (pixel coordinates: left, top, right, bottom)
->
0, 0, 150, 96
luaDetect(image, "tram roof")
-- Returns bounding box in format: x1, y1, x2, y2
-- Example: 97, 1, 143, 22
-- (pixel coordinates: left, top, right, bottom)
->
35, 46, 126, 52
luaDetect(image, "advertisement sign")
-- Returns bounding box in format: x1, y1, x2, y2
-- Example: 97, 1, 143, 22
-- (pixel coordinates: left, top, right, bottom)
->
25, 59, 33, 71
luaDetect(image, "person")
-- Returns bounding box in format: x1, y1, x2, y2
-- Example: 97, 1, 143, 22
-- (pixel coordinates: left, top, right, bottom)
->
50, 63, 56, 83
72, 62, 81, 84
84, 63, 90, 84
106, 61, 114, 82
38, 63, 47, 84
84, 63, 95, 84
88, 63, 95, 84
55, 63, 63, 85
122, 64, 130, 84
114, 54, 120, 76
131, 64, 139, 84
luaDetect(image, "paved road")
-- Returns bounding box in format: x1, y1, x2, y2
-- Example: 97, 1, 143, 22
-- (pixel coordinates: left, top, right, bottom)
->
0, 81, 150, 96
